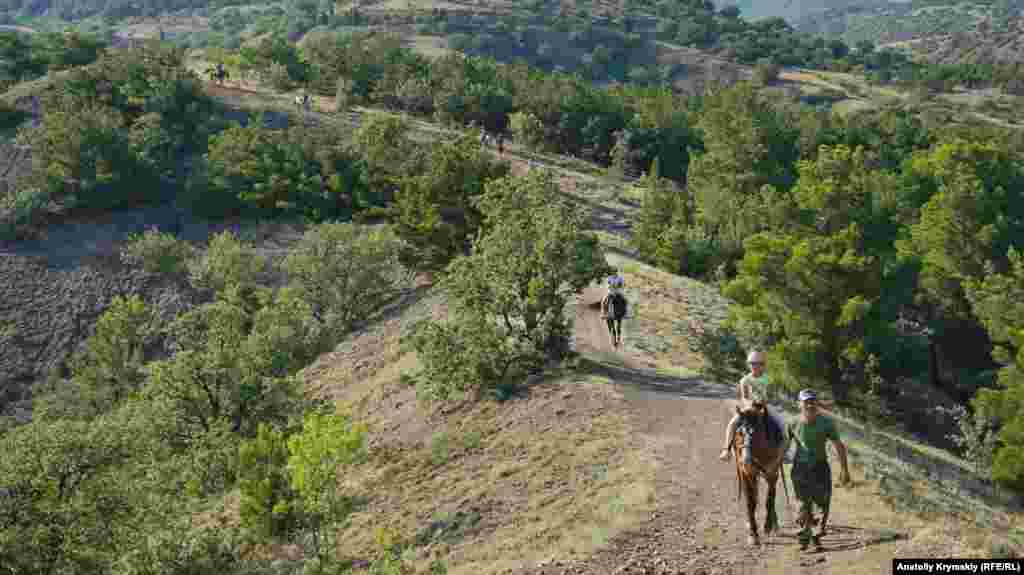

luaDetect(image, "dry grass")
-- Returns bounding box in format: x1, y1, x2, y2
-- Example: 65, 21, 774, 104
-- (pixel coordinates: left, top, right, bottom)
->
407, 35, 455, 59
296, 288, 656, 573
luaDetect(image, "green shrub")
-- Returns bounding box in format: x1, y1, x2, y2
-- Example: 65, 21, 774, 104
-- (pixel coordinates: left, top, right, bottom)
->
461, 429, 482, 450
408, 172, 612, 401
121, 227, 195, 275
286, 406, 367, 566
113, 521, 248, 575
239, 423, 300, 540
187, 230, 268, 298
0, 186, 50, 239
430, 432, 450, 465
0, 100, 28, 131
693, 322, 748, 386
282, 222, 408, 340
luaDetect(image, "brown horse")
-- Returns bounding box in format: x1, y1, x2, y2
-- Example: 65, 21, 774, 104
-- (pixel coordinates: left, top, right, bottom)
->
732, 401, 788, 546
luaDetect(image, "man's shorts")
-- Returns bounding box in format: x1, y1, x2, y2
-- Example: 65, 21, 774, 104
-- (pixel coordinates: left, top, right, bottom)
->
791, 458, 832, 513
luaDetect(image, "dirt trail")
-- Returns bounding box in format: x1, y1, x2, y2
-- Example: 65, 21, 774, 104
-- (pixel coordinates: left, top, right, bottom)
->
512, 287, 858, 574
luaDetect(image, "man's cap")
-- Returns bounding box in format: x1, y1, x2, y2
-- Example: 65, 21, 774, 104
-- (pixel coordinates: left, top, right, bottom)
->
798, 389, 818, 402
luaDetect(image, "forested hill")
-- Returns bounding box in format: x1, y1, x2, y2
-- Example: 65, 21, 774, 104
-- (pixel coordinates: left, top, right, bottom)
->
0, 0, 250, 20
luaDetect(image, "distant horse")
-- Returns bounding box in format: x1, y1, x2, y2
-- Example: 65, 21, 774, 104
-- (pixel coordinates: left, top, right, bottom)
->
732, 402, 788, 546
207, 65, 229, 85
601, 291, 627, 348
295, 93, 312, 114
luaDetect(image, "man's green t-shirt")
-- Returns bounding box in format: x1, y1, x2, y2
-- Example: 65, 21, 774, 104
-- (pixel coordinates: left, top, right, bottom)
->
787, 416, 840, 464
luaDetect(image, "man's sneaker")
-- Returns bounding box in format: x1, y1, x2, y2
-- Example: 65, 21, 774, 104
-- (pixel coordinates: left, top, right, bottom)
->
719, 449, 731, 461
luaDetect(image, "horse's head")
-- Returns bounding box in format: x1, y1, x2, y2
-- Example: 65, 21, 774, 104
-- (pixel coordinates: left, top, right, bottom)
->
735, 401, 767, 419
734, 402, 769, 442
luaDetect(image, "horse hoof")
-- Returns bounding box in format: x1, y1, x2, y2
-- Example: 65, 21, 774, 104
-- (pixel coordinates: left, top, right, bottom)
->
747, 535, 759, 546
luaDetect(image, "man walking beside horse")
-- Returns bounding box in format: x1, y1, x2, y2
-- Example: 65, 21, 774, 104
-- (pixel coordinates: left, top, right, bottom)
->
786, 388, 852, 550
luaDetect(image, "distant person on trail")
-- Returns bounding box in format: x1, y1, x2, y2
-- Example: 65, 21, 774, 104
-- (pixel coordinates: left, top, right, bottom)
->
719, 350, 785, 461
497, 132, 505, 155
601, 271, 627, 347
785, 389, 852, 550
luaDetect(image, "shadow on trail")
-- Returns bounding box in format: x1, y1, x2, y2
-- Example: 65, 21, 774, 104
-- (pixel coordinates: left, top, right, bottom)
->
758, 523, 907, 553
576, 356, 733, 400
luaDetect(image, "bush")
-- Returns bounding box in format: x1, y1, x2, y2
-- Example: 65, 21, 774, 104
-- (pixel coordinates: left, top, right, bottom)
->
693, 322, 748, 386
408, 172, 612, 401
121, 226, 195, 275
509, 111, 545, 152
0, 186, 50, 239
282, 222, 408, 340
239, 423, 300, 540
754, 58, 780, 86
286, 407, 367, 566
113, 521, 249, 575
0, 100, 28, 130
187, 230, 268, 298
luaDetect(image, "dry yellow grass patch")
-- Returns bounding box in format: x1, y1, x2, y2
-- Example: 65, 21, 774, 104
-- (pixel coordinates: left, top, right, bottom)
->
296, 287, 655, 572
407, 35, 455, 59
615, 265, 708, 372
331, 372, 654, 573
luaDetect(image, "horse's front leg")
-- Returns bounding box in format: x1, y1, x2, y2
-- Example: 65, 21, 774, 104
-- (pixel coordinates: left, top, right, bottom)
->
764, 471, 779, 535
746, 475, 759, 546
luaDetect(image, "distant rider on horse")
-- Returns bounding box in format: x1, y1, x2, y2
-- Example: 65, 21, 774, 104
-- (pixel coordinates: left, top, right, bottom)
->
719, 350, 785, 461
601, 271, 627, 347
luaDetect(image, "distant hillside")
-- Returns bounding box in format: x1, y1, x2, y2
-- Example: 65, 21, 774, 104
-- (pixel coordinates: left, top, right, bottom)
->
796, 0, 1024, 53
907, 15, 1024, 65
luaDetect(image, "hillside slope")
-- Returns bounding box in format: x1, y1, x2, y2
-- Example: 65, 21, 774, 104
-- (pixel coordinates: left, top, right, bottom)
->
291, 128, 1021, 571
293, 240, 1021, 573
910, 16, 1024, 65
1, 54, 1020, 571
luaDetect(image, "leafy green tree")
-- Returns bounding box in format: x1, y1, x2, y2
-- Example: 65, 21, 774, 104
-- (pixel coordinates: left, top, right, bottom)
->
725, 145, 887, 402
33, 295, 157, 421
897, 139, 1024, 321
384, 131, 510, 272
964, 248, 1024, 491
238, 423, 298, 540
121, 227, 196, 276
631, 159, 695, 274
187, 230, 268, 303
200, 123, 331, 220
408, 171, 613, 400
352, 112, 418, 199
509, 110, 545, 152
0, 417, 133, 574
18, 93, 146, 210
144, 286, 309, 440
283, 222, 408, 340
687, 82, 798, 256
286, 407, 367, 566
